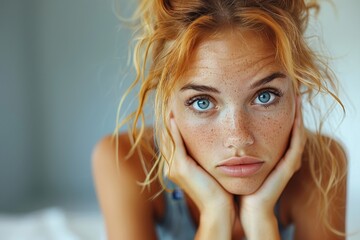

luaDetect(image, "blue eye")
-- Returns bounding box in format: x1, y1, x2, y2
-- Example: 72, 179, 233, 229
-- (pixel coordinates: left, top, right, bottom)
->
254, 91, 276, 105
193, 99, 213, 111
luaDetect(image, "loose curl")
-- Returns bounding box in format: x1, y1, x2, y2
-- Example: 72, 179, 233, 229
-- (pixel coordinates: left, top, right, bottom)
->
115, 0, 347, 236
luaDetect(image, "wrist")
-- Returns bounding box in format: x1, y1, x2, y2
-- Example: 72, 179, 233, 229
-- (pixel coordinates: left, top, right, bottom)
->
201, 201, 235, 221
242, 212, 280, 240
198, 194, 234, 215
195, 208, 233, 240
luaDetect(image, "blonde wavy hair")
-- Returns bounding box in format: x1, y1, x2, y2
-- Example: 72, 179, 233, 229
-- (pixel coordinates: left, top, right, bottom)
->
114, 0, 347, 236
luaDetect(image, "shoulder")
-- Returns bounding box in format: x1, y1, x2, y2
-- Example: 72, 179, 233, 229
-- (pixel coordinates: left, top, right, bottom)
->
302, 132, 348, 188
92, 128, 155, 180
92, 128, 161, 198
92, 129, 162, 240
306, 132, 347, 162
284, 132, 347, 239
92, 134, 136, 184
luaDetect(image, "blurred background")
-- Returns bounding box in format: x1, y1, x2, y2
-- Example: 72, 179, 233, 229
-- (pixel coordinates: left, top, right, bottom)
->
0, 0, 359, 239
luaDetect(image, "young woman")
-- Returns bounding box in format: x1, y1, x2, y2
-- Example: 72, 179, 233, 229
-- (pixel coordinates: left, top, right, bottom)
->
92, 1, 347, 239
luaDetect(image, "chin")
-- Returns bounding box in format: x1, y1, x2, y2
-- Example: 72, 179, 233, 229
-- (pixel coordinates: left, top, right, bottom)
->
219, 178, 264, 195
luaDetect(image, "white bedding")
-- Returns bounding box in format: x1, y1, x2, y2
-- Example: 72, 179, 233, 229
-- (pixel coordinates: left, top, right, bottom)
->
0, 207, 106, 240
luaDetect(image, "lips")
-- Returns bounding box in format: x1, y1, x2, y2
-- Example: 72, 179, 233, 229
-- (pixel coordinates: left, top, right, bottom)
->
216, 156, 264, 177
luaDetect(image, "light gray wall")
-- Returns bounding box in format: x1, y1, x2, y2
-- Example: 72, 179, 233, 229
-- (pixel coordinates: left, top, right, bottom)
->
0, 0, 134, 210
35, 0, 129, 205
0, 0, 39, 210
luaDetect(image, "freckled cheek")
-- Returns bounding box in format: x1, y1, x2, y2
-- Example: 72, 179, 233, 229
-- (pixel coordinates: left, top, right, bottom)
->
254, 110, 294, 158
175, 118, 218, 161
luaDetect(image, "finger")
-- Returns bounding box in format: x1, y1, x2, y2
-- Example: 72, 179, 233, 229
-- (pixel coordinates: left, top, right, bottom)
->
284, 96, 306, 170
166, 118, 191, 180
162, 118, 186, 163
169, 118, 187, 159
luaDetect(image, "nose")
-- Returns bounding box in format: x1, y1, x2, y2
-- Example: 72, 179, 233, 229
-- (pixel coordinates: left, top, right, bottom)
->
223, 110, 255, 149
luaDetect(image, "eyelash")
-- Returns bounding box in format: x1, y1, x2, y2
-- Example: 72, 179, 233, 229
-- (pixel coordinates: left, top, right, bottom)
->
185, 95, 215, 114
254, 88, 284, 108
185, 88, 284, 113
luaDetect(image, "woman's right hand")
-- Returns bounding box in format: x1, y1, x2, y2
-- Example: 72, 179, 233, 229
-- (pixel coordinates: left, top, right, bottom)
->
162, 118, 235, 239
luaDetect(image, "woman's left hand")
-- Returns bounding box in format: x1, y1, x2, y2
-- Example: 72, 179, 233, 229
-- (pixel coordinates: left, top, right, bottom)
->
240, 96, 307, 239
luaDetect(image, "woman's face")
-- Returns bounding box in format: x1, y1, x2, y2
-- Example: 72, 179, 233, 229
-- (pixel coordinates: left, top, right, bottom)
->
171, 30, 296, 195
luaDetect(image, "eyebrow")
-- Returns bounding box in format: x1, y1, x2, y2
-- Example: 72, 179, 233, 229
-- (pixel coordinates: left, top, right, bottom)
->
250, 72, 287, 89
180, 83, 221, 93
179, 71, 286, 93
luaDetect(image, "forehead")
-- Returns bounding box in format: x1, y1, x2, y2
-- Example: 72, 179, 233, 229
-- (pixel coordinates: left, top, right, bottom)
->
182, 29, 279, 80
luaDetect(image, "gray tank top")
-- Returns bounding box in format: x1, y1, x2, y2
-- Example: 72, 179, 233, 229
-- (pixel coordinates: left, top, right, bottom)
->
155, 179, 196, 240
155, 178, 294, 240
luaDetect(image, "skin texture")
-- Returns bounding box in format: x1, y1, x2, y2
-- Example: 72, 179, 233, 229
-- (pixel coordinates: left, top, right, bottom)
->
171, 29, 296, 195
